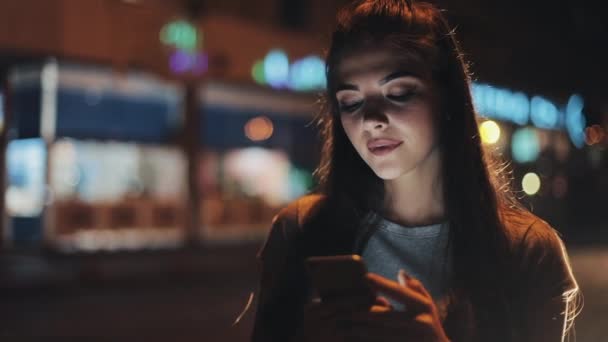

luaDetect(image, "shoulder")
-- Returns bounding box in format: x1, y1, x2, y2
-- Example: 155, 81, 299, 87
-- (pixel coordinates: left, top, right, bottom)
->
257, 193, 327, 261
501, 207, 578, 296
272, 193, 327, 230
501, 207, 566, 256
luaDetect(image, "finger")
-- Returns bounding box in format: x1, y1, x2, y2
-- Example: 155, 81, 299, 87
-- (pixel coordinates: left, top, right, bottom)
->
398, 269, 432, 298
370, 304, 393, 313
366, 273, 430, 313
374, 295, 392, 308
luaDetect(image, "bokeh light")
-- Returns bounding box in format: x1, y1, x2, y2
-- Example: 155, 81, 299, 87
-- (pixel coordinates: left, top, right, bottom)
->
585, 125, 606, 146
288, 55, 326, 91
169, 50, 208, 74
160, 20, 199, 51
565, 94, 586, 148
252, 60, 266, 85
252, 50, 327, 91
522, 172, 541, 195
244, 116, 274, 142
530, 96, 559, 129
479, 120, 501, 144
511, 127, 540, 163
264, 49, 289, 88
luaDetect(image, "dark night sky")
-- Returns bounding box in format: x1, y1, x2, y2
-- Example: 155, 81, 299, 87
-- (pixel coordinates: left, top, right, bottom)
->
438, 0, 608, 123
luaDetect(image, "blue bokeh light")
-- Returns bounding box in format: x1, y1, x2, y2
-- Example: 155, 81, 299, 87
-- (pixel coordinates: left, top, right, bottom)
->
530, 96, 559, 129
511, 127, 540, 163
288, 56, 326, 91
264, 49, 290, 88
565, 94, 586, 148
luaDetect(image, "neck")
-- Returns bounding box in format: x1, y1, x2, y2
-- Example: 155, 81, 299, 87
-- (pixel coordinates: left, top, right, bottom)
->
382, 146, 445, 227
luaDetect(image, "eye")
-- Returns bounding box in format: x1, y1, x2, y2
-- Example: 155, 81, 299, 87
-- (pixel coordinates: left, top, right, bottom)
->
387, 91, 416, 103
338, 100, 364, 113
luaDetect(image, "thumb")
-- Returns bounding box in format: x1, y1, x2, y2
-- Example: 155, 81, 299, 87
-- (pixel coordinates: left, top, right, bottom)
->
398, 269, 431, 297
374, 295, 392, 308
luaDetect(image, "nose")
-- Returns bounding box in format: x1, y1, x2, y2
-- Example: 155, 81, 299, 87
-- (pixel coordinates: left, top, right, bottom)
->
362, 98, 389, 131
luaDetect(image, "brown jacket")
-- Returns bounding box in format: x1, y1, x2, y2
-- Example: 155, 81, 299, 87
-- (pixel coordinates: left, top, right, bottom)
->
251, 194, 578, 342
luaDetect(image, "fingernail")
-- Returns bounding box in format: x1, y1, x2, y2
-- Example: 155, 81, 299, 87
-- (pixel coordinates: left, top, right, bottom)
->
398, 269, 408, 286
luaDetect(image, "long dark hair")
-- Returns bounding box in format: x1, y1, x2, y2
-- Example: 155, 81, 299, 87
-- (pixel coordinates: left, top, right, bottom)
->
311, 0, 525, 339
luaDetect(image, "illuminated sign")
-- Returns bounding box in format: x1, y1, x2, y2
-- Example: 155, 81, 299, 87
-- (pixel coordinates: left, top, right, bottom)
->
471, 83, 586, 148
160, 20, 199, 52
252, 49, 326, 91
160, 19, 207, 76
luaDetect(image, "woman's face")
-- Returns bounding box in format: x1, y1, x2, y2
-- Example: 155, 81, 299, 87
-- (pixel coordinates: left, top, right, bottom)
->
335, 47, 441, 180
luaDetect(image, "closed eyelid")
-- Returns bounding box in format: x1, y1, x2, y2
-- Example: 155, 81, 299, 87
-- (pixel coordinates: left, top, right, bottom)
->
383, 78, 424, 90
336, 91, 362, 101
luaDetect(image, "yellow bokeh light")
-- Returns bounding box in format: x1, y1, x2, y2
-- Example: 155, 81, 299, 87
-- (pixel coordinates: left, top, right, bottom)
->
522, 172, 541, 195
479, 120, 501, 144
245, 116, 274, 142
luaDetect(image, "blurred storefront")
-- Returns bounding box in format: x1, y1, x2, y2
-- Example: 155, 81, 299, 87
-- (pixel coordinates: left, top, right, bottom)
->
6, 62, 188, 252
0, 0, 606, 254
198, 81, 319, 241
0, 0, 327, 253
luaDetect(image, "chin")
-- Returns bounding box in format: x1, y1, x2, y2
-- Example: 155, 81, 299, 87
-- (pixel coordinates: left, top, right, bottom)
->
370, 165, 405, 180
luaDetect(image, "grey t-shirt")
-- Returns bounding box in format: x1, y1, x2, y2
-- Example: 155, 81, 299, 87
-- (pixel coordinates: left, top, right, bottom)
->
360, 215, 452, 312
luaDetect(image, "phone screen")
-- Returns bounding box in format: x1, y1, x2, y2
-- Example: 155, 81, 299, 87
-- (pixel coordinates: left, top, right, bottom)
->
305, 255, 376, 306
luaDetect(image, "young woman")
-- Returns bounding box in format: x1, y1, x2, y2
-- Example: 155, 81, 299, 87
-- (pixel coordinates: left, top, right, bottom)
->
251, 1, 581, 341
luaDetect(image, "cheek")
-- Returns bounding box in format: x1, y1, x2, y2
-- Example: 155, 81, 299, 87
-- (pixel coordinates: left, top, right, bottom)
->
393, 109, 438, 144
340, 116, 361, 144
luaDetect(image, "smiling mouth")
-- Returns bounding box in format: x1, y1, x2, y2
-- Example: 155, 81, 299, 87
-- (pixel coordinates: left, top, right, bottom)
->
368, 141, 403, 156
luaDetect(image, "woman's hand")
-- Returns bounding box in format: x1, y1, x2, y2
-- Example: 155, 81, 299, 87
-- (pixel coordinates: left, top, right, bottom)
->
296, 296, 392, 342
339, 270, 450, 342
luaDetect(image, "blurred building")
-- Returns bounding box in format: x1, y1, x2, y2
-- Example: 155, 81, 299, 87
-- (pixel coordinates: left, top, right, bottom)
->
0, 0, 606, 254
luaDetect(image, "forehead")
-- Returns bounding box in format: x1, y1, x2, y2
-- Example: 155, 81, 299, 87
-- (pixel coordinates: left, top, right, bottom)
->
335, 45, 431, 83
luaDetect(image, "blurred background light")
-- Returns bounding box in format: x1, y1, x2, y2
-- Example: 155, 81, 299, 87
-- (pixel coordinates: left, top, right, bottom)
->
522, 172, 541, 195
169, 50, 208, 74
471, 83, 529, 125
244, 116, 274, 142
288, 167, 313, 199
251, 59, 266, 85
253, 50, 327, 91
263, 49, 289, 88
223, 147, 290, 206
160, 20, 199, 52
287, 55, 326, 91
585, 124, 606, 146
511, 127, 540, 163
41, 59, 59, 142
479, 120, 501, 145
6, 138, 47, 217
565, 94, 586, 148
530, 95, 559, 129
471, 83, 587, 149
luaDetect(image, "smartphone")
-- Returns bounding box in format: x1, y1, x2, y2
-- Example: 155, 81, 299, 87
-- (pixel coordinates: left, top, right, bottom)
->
305, 254, 376, 306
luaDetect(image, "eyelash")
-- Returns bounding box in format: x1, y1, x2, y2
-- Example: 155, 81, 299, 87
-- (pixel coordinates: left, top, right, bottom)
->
339, 101, 363, 113
338, 91, 417, 113
387, 91, 416, 102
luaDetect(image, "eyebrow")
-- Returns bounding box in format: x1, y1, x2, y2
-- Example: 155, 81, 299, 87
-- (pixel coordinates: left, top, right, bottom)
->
379, 71, 416, 85
335, 70, 417, 92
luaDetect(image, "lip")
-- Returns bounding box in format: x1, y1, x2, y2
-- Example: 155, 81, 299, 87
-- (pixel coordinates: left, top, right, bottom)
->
367, 138, 403, 156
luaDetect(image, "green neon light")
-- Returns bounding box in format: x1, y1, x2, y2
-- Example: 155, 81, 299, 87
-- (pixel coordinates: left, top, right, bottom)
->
160, 20, 199, 51
252, 60, 266, 85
